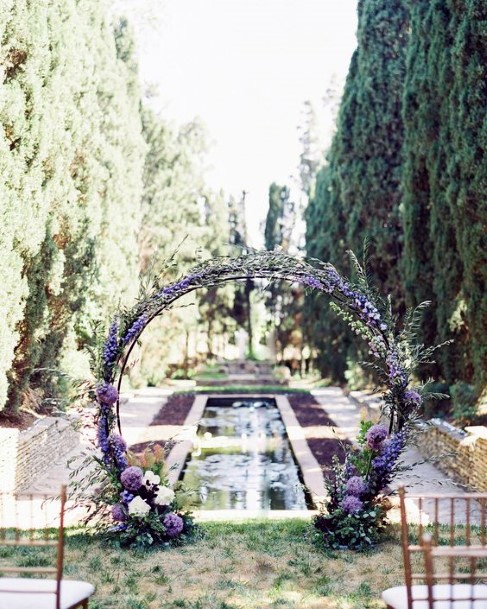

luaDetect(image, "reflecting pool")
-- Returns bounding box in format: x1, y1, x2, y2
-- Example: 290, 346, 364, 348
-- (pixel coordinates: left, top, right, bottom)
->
181, 397, 308, 510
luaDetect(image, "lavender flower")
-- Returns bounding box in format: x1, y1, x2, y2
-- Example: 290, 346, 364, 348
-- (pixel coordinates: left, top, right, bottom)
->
108, 434, 128, 469
112, 503, 127, 522
163, 513, 184, 538
300, 275, 322, 290
120, 466, 143, 492
103, 318, 120, 369
341, 495, 363, 514
345, 476, 368, 497
96, 382, 119, 405
404, 390, 422, 405
372, 430, 406, 490
123, 314, 148, 345
386, 351, 407, 386
365, 424, 388, 450
97, 409, 109, 453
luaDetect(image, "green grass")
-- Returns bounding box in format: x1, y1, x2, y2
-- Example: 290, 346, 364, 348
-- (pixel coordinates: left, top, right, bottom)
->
1, 520, 405, 609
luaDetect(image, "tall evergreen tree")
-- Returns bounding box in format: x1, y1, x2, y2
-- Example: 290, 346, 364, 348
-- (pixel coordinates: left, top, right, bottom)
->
305, 0, 409, 381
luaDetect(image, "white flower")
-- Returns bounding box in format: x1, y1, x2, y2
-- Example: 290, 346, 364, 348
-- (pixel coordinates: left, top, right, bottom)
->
128, 496, 151, 517
144, 470, 161, 486
154, 486, 175, 506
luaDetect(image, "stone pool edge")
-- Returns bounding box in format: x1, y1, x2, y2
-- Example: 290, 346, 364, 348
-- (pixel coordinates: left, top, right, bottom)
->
165, 394, 327, 513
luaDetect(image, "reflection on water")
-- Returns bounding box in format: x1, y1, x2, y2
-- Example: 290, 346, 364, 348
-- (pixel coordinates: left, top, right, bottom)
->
182, 398, 308, 510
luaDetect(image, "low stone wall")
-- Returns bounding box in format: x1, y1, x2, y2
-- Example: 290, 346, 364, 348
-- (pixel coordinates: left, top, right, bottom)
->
0, 416, 80, 493
416, 419, 487, 491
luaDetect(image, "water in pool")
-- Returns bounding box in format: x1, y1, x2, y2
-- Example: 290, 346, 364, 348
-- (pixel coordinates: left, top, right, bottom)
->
181, 398, 308, 510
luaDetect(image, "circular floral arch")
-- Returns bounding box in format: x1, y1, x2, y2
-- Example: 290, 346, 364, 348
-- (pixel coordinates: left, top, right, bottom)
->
87, 250, 441, 548
93, 250, 427, 468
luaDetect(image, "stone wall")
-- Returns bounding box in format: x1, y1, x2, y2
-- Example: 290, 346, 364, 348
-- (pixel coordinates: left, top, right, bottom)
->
0, 416, 79, 493
416, 420, 487, 491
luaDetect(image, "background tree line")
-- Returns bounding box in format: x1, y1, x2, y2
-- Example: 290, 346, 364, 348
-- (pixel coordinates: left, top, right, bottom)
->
302, 0, 486, 411
0, 1, 238, 414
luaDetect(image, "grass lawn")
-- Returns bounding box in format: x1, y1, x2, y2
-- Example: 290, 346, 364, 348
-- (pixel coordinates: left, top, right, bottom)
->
1, 520, 404, 609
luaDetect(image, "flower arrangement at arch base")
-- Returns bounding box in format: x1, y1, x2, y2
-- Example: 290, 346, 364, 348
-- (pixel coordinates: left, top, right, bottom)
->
88, 385, 197, 549
313, 420, 409, 551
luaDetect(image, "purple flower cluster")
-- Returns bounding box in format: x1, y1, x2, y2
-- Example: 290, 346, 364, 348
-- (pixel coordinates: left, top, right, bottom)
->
386, 351, 407, 386
345, 476, 368, 497
404, 390, 422, 405
341, 495, 363, 514
108, 434, 128, 469
300, 275, 322, 290
120, 466, 143, 492
96, 382, 119, 405
163, 512, 184, 538
158, 273, 203, 299
365, 424, 388, 450
97, 411, 109, 454
103, 319, 120, 369
120, 490, 134, 503
372, 431, 406, 489
123, 314, 148, 345
112, 503, 127, 522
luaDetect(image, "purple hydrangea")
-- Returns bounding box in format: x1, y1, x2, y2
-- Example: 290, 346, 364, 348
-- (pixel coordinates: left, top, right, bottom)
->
345, 476, 368, 497
163, 512, 184, 538
123, 314, 148, 345
341, 495, 363, 514
365, 424, 388, 450
404, 390, 422, 405
96, 382, 119, 405
103, 319, 120, 369
112, 503, 127, 522
120, 490, 134, 504
120, 466, 144, 492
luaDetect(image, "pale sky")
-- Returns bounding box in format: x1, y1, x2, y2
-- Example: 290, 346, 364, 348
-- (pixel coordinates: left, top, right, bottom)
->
123, 0, 358, 245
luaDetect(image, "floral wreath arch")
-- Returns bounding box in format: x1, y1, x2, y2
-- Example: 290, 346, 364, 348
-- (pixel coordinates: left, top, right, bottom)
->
90, 251, 433, 547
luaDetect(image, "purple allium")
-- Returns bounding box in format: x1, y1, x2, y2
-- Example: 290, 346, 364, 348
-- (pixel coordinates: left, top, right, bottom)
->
112, 503, 127, 522
163, 513, 184, 538
404, 390, 422, 405
366, 424, 388, 450
345, 476, 368, 497
120, 466, 143, 492
103, 318, 120, 369
123, 314, 147, 345
96, 382, 119, 405
341, 495, 363, 514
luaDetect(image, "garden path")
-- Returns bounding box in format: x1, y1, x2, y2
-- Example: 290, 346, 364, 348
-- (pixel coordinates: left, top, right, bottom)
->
312, 387, 481, 524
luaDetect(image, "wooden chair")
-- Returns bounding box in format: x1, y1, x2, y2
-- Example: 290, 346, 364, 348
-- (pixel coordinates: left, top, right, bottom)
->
382, 486, 487, 608
0, 485, 94, 609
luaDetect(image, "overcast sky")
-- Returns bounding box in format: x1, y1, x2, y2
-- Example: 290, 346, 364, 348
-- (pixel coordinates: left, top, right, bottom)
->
122, 0, 358, 245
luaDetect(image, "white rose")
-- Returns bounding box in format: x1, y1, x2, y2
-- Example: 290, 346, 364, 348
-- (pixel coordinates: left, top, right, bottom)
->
128, 496, 151, 517
154, 486, 175, 506
144, 470, 161, 486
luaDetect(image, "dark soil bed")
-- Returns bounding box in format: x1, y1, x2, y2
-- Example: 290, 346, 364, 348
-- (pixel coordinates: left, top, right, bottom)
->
287, 393, 351, 469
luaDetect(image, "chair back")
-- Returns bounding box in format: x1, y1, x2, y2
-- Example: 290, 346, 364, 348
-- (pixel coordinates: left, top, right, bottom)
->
398, 486, 487, 608
0, 485, 67, 609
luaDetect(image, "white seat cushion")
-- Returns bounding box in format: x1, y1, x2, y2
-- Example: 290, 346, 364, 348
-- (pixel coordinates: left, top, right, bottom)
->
0, 577, 94, 609
382, 584, 487, 609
